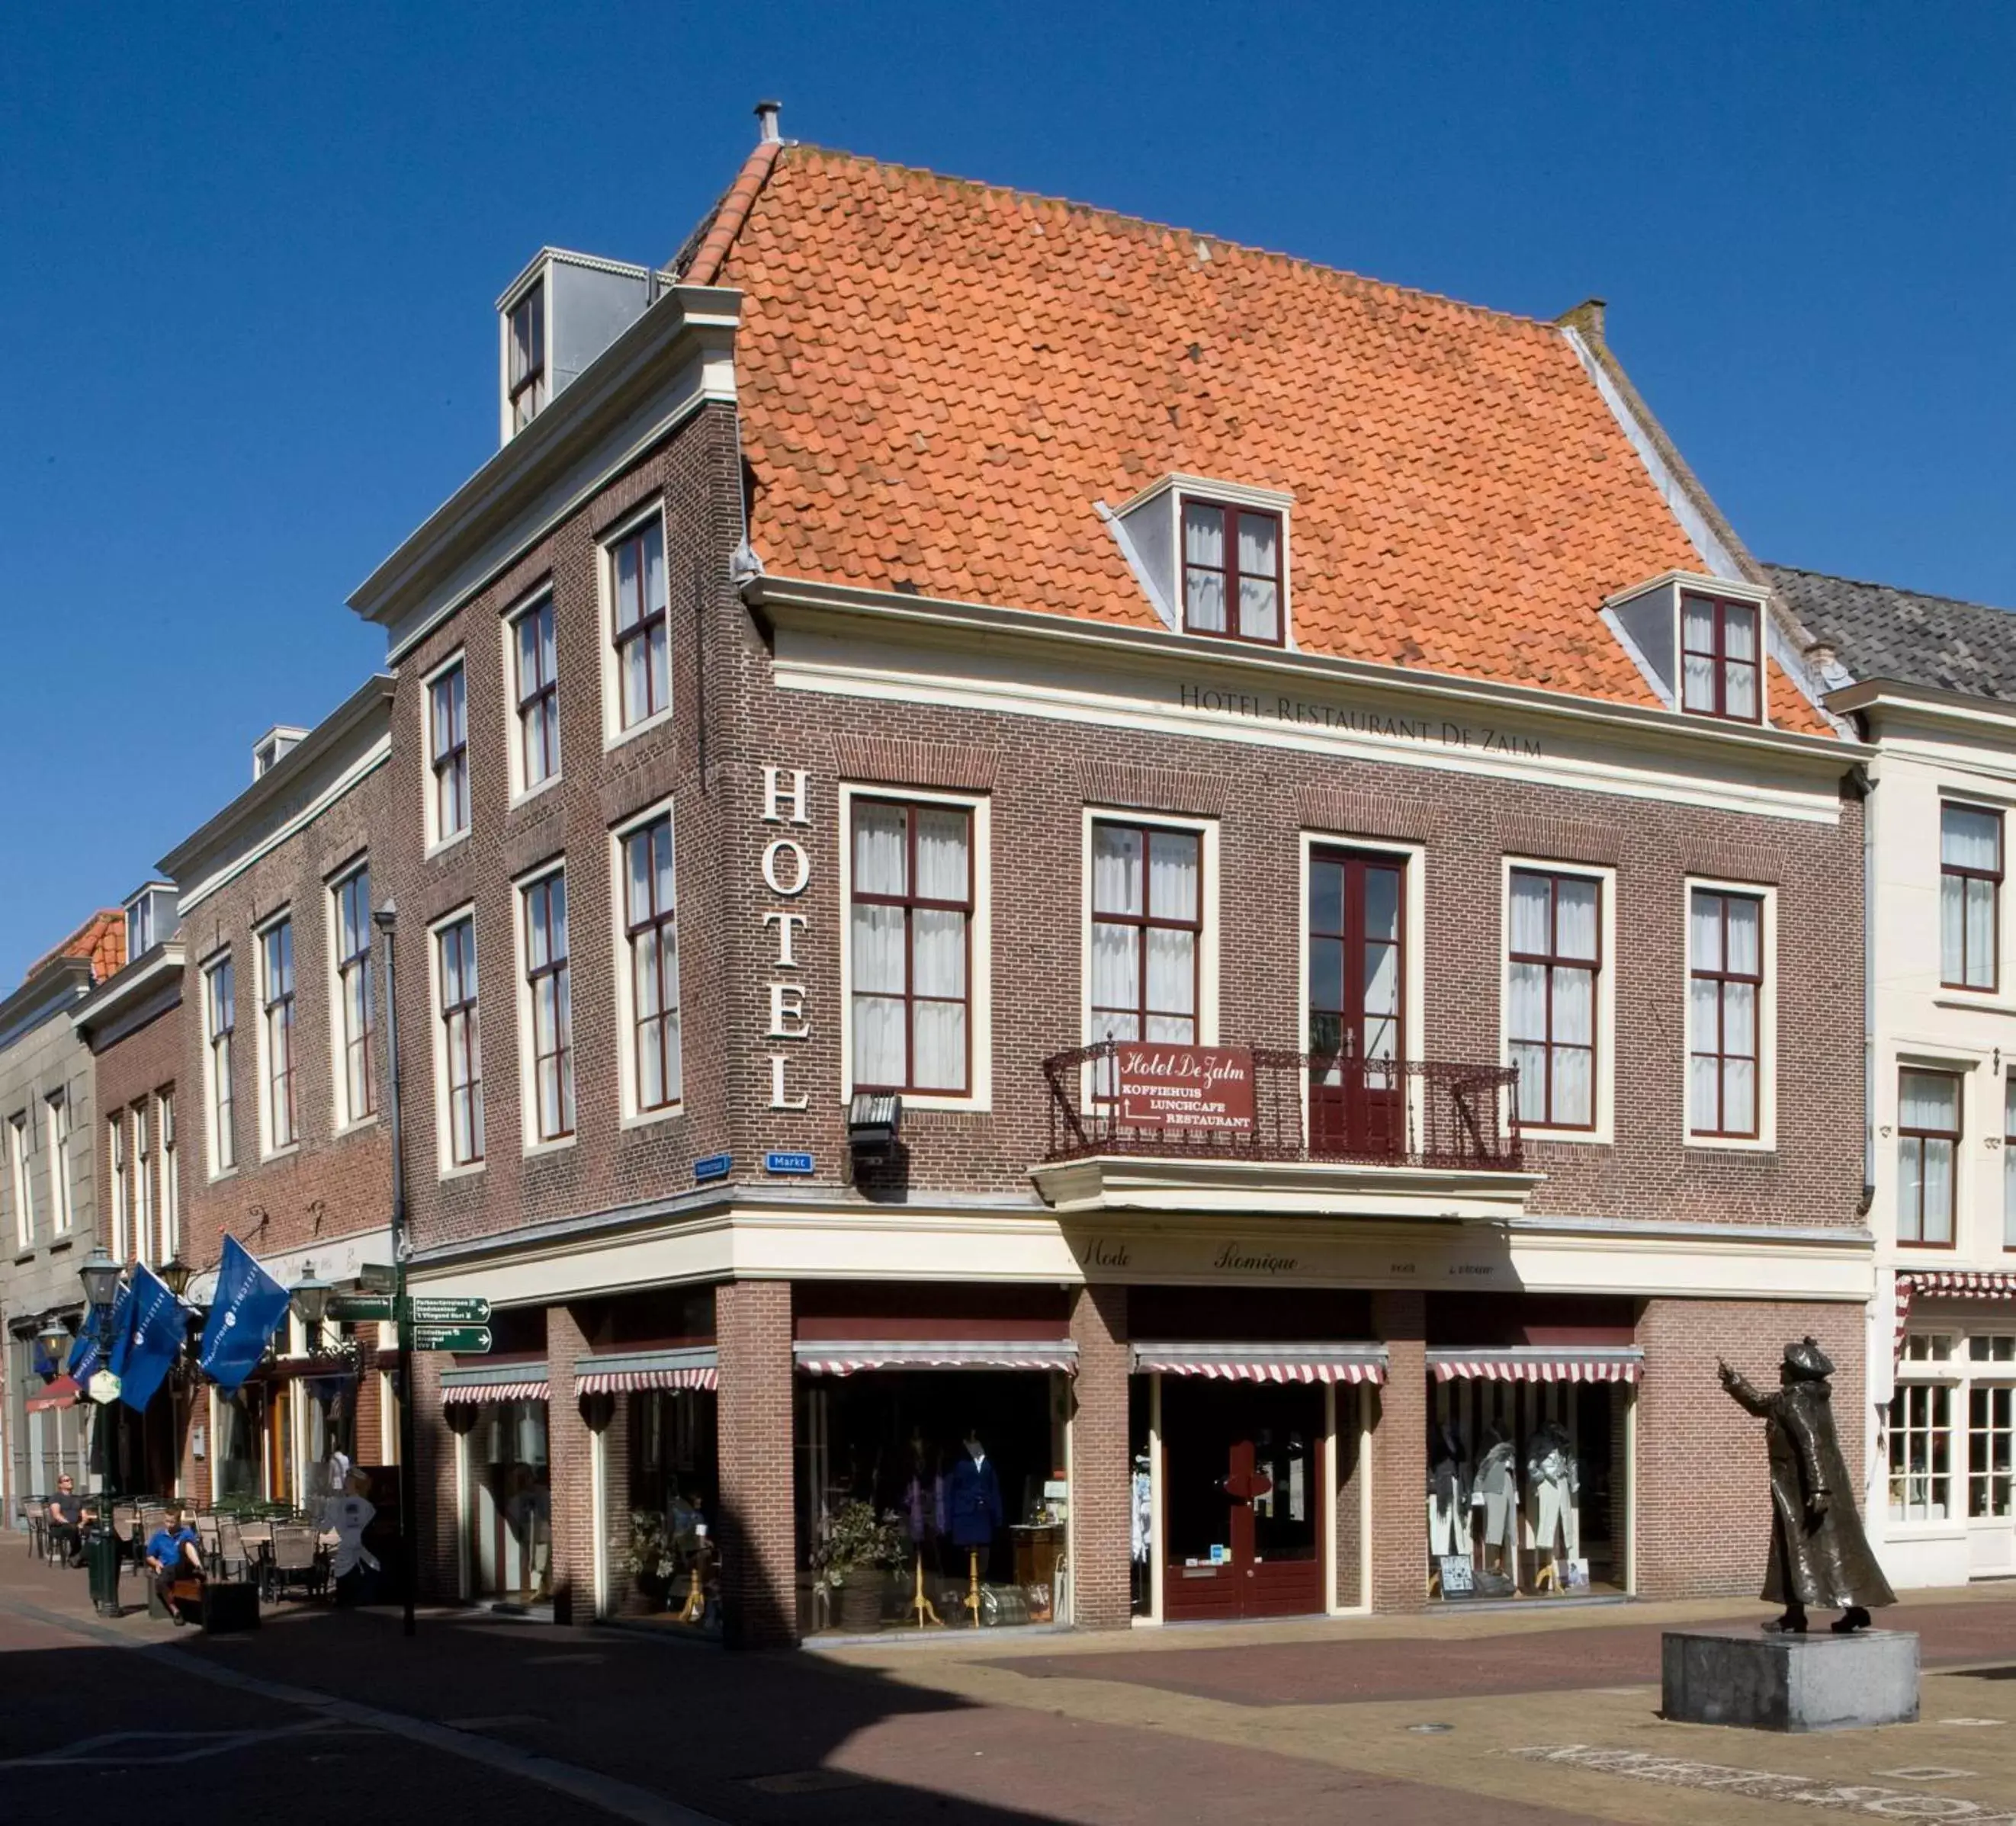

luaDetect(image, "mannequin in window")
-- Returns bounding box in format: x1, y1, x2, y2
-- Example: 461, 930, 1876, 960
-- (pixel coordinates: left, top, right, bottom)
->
904, 1430, 945, 1548
948, 1429, 1003, 1619
1427, 1421, 1469, 1558
1474, 1426, 1519, 1576
1525, 1420, 1578, 1585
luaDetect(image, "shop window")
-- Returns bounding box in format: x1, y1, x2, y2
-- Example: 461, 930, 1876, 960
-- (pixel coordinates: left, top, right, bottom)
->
1899, 1068, 1961, 1245
1902, 1332, 1956, 1363
1969, 1334, 2016, 1363
470, 1400, 549, 1603
626, 1388, 720, 1629
1888, 1381, 1953, 1522
1941, 803, 2002, 991
1969, 1385, 2014, 1521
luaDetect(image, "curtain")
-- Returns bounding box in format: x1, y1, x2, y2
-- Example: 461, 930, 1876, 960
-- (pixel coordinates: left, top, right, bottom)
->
1724, 898, 1761, 975
1237, 515, 1279, 640
852, 906, 906, 1086
1509, 873, 1550, 955
643, 522, 666, 614
1091, 919, 1138, 1018
1690, 891, 1723, 972
1724, 656, 1758, 720
1148, 830, 1198, 921
910, 909, 967, 1090
1511, 1041, 1549, 1123
1183, 504, 1225, 631
855, 804, 907, 896
1944, 805, 2002, 870
1552, 1046, 1594, 1127
1900, 1070, 1957, 1131
1093, 825, 1142, 916
1920, 1141, 1955, 1244
1507, 961, 1546, 1043
1555, 879, 1598, 960
1144, 929, 1194, 1040
914, 809, 968, 900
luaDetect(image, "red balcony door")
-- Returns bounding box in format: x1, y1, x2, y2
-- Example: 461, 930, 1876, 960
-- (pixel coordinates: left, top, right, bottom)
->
1163, 1380, 1326, 1620
1308, 850, 1406, 1157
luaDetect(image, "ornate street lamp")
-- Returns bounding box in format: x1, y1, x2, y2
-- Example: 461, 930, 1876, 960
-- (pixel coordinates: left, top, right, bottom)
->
79, 1244, 120, 1313
159, 1255, 194, 1301
36, 1314, 73, 1372
374, 894, 419, 1638
77, 1244, 124, 1616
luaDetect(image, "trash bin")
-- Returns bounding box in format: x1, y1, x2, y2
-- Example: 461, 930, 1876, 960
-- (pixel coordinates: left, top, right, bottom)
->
84, 1523, 122, 1616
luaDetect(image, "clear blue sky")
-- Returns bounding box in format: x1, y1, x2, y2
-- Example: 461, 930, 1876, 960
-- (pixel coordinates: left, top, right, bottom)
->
2, 2, 2010, 983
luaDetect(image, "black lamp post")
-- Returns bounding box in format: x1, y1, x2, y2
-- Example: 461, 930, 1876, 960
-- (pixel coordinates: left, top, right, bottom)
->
374, 895, 419, 1638
36, 1314, 72, 1371
77, 1244, 124, 1616
291, 1272, 333, 1347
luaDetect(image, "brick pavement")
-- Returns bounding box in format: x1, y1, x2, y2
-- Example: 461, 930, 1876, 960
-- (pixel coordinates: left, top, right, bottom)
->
5, 1536, 2016, 1823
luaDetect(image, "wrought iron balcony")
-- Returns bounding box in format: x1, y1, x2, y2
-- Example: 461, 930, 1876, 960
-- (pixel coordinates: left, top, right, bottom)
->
1040, 1041, 1523, 1173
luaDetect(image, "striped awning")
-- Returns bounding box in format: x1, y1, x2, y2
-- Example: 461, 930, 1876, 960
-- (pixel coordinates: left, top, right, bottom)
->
1895, 1270, 2016, 1363
25, 1375, 80, 1414
1428, 1346, 1642, 1385
793, 1340, 1077, 1376
440, 1364, 550, 1405
1131, 1343, 1388, 1385
573, 1346, 718, 1396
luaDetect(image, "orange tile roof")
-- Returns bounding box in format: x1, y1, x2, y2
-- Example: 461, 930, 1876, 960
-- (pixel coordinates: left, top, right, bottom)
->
27, 910, 125, 986
708, 146, 1835, 733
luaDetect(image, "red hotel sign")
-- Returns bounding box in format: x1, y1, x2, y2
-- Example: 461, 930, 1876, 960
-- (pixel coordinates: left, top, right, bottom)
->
1116, 1045, 1256, 1131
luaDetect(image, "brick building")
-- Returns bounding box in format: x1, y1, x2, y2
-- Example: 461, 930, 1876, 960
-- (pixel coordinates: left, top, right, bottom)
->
72, 883, 186, 1494
0, 909, 123, 1517
332, 111, 1875, 1642
158, 682, 398, 1516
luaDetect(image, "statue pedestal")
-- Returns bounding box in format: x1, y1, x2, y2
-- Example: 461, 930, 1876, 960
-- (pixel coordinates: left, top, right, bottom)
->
1661, 1629, 1918, 1732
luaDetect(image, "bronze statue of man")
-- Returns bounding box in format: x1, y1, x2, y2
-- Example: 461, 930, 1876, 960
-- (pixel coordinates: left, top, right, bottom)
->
1719, 1337, 1896, 1634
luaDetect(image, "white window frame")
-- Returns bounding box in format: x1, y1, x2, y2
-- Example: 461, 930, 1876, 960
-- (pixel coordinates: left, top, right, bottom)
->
1894, 1053, 1973, 1250
159, 1090, 178, 1263
1937, 791, 2011, 1004
327, 859, 377, 1134
1499, 857, 1616, 1145
1078, 807, 1221, 1074
838, 782, 994, 1113
501, 580, 562, 806
598, 499, 673, 753
254, 909, 299, 1159
513, 858, 576, 1154
108, 1115, 127, 1262
611, 797, 684, 1128
1295, 830, 1427, 1138
202, 949, 237, 1179
10, 1112, 32, 1251
422, 649, 472, 856
46, 1090, 72, 1234
1682, 875, 1778, 1151
1889, 1333, 1965, 1532
428, 903, 485, 1179
1111, 472, 1295, 644
131, 1099, 153, 1260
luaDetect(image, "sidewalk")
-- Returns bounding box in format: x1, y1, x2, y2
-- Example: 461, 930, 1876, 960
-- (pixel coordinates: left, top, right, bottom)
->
5, 1535, 2016, 1824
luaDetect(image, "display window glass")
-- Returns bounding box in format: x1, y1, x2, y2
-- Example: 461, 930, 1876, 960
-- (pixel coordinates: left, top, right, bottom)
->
1891, 1327, 2016, 1577
624, 1388, 720, 1631
1424, 1377, 1625, 1601
467, 1399, 549, 1603
795, 1370, 1066, 1637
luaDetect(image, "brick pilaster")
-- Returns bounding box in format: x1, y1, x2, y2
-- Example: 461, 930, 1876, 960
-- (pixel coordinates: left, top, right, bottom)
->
1068, 1282, 1130, 1629
546, 1302, 592, 1625
1334, 1380, 1367, 1609
1371, 1290, 1426, 1612
716, 1279, 796, 1648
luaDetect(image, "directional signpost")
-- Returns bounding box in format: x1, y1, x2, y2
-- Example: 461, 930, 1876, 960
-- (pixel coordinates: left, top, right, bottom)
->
328, 1294, 395, 1324
409, 1295, 492, 1354
414, 1324, 492, 1353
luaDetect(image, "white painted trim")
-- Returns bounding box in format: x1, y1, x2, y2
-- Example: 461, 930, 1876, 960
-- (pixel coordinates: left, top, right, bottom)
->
1682, 874, 1780, 1152
1094, 502, 1177, 633
836, 781, 994, 1112
175, 745, 390, 918
1623, 1382, 1639, 1597
590, 1423, 609, 1620
1148, 1371, 1164, 1624
1501, 856, 1618, 1145
609, 796, 684, 1124
1322, 1380, 1338, 1615
455, 1428, 472, 1601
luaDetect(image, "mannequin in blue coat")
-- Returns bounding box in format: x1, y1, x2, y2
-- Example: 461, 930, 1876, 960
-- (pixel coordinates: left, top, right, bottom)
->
946, 1431, 1004, 1553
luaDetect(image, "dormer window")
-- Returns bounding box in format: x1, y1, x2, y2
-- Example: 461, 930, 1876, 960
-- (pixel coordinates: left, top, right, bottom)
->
1183, 500, 1282, 645
124, 884, 176, 958
508, 281, 546, 432
1680, 593, 1761, 722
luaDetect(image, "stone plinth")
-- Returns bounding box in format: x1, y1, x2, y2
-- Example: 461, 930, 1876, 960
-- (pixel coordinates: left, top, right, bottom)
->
1661, 1629, 1919, 1732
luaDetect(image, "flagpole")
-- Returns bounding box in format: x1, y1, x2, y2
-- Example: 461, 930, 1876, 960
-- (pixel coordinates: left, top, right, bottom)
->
374, 899, 419, 1638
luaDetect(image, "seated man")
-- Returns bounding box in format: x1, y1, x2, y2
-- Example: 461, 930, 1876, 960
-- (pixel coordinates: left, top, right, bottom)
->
46, 1476, 88, 1568
144, 1507, 204, 1614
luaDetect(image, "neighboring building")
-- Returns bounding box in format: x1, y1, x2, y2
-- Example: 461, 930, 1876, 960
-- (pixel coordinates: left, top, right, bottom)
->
0, 910, 123, 1517
158, 678, 397, 1515
340, 111, 1874, 1643
1772, 564, 2016, 1590
72, 882, 187, 1496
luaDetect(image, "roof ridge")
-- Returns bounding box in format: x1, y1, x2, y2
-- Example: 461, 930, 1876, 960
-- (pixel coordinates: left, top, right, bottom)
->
760, 142, 1568, 335
1767, 561, 2013, 617
680, 136, 786, 287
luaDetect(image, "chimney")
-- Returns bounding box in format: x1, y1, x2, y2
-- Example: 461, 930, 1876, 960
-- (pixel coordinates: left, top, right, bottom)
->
755, 98, 782, 144
1558, 297, 1608, 342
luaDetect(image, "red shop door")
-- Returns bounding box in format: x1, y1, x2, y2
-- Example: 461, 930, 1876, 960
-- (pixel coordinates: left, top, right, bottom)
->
1308, 849, 1407, 1160
1162, 1381, 1326, 1621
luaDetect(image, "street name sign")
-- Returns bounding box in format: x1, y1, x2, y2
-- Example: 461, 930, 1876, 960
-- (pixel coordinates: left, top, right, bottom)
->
328, 1295, 395, 1322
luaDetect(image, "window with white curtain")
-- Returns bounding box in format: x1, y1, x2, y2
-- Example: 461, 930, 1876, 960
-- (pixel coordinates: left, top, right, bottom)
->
522, 871, 573, 1143
850, 799, 972, 1094
1899, 1067, 1960, 1246
333, 866, 376, 1127
438, 915, 484, 1167
1688, 888, 1764, 1139
429, 658, 470, 846
1941, 803, 2001, 991
610, 515, 669, 733
512, 594, 560, 791
1089, 820, 1200, 1099
1679, 593, 1761, 722
206, 955, 236, 1174
262, 918, 297, 1151
2005, 1075, 2016, 1250
1507, 869, 1599, 1130
1181, 500, 1282, 644
620, 813, 681, 1116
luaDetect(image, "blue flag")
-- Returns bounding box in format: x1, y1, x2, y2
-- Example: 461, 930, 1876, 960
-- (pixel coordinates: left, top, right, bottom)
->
114, 1263, 185, 1412
69, 1278, 132, 1386
198, 1236, 291, 1394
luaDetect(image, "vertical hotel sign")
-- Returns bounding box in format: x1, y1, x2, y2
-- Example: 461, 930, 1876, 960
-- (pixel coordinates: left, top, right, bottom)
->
760, 765, 811, 1110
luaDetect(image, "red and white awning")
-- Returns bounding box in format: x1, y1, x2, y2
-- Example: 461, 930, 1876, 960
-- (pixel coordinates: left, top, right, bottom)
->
25, 1375, 80, 1414
573, 1348, 718, 1397
1895, 1270, 2016, 1362
794, 1340, 1078, 1377
1131, 1344, 1388, 1385
1428, 1347, 1642, 1385
440, 1375, 550, 1405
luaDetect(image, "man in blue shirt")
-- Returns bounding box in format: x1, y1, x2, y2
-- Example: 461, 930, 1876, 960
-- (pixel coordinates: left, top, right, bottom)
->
144, 1507, 204, 1612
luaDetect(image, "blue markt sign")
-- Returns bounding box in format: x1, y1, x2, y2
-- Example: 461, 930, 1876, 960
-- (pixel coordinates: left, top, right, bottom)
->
764, 1150, 814, 1176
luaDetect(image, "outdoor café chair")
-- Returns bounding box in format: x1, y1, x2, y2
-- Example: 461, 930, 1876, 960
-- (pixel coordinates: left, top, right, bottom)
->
264, 1524, 327, 1603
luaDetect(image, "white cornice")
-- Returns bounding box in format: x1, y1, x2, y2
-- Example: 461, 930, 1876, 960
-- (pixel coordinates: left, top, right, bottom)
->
1828, 677, 2016, 735
1029, 1154, 1545, 1221
350, 284, 743, 663
72, 944, 184, 1039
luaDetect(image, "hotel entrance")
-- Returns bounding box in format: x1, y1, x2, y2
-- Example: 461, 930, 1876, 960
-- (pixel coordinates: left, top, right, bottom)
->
1160, 1378, 1325, 1620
